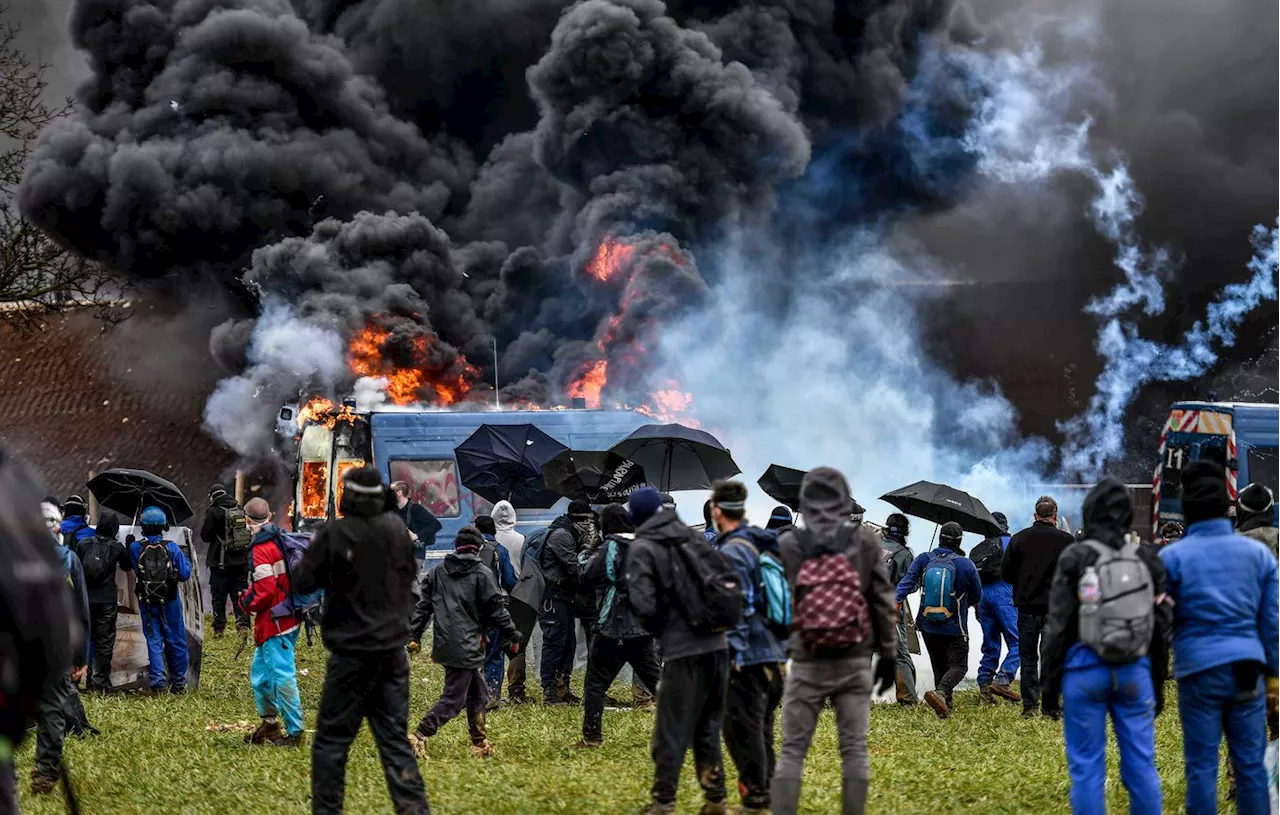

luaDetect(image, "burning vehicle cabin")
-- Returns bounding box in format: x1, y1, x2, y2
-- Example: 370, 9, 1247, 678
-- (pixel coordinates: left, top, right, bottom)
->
281, 399, 652, 562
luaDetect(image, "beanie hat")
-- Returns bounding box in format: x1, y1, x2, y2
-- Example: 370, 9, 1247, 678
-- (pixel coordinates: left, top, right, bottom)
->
343, 465, 386, 495
766, 506, 793, 530
659, 493, 677, 510
628, 487, 663, 528
474, 515, 497, 536
885, 513, 909, 539
940, 521, 964, 545
1180, 460, 1230, 525
455, 526, 483, 554
568, 500, 595, 520
1238, 483, 1275, 516
209, 483, 228, 499
849, 499, 865, 523
63, 494, 87, 518
992, 511, 1009, 534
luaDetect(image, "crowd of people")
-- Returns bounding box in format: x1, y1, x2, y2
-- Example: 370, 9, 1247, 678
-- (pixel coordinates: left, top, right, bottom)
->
1, 445, 1277, 815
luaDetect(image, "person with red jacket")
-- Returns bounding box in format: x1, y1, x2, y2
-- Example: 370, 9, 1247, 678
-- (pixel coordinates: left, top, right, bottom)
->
239, 498, 304, 747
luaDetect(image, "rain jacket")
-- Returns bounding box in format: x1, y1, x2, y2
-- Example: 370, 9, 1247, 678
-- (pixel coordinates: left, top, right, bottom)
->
626, 509, 728, 661
897, 544, 983, 637
1001, 520, 1074, 613
583, 532, 648, 640
240, 524, 300, 646
1160, 517, 1280, 680
492, 501, 526, 570
294, 484, 417, 653
1238, 514, 1279, 559
397, 500, 442, 555
1040, 478, 1172, 710
410, 550, 518, 670
59, 516, 95, 550
540, 515, 581, 597
715, 525, 786, 668
778, 467, 897, 664
880, 533, 914, 587
480, 535, 517, 594
200, 492, 247, 571
55, 544, 91, 668
976, 534, 1015, 605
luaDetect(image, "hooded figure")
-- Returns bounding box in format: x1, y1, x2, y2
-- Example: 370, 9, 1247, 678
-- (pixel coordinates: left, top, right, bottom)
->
772, 467, 897, 815
200, 485, 252, 636
58, 494, 94, 550
537, 500, 595, 705
492, 501, 526, 568
1160, 463, 1280, 815
1236, 483, 1278, 557
879, 513, 919, 706
973, 511, 1021, 704
1040, 478, 1170, 815
79, 512, 129, 692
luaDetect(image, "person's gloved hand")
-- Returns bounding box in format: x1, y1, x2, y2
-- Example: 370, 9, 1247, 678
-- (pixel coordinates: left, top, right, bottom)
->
504, 640, 521, 658
874, 656, 896, 696
406, 641, 420, 656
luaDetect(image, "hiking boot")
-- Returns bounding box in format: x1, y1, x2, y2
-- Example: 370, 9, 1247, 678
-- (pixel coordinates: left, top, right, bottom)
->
923, 691, 951, 719
1022, 707, 1038, 720
698, 800, 729, 815
212, 627, 225, 639
1042, 709, 1062, 722
978, 685, 997, 705
507, 690, 530, 705
543, 688, 572, 707
991, 683, 1021, 703
271, 732, 305, 748
246, 718, 285, 745
29, 769, 57, 796
409, 730, 429, 760
470, 739, 495, 758
603, 693, 625, 708
641, 804, 676, 815
571, 738, 603, 749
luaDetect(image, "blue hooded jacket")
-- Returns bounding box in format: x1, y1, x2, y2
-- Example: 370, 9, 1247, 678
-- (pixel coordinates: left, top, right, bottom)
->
128, 535, 193, 604
60, 516, 95, 548
896, 546, 983, 637
715, 525, 786, 668
1160, 518, 1279, 679
55, 545, 91, 668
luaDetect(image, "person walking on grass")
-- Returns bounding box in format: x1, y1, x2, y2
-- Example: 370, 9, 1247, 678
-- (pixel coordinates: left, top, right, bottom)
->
475, 514, 517, 707
709, 481, 788, 815
409, 526, 520, 760
539, 501, 596, 705
238, 498, 304, 748
879, 513, 919, 706
970, 511, 1021, 706
1041, 478, 1172, 815
128, 505, 191, 694
574, 504, 662, 749
200, 483, 252, 638
74, 511, 129, 693
771, 468, 897, 815
626, 487, 732, 815
1160, 462, 1279, 815
1002, 495, 1074, 719
294, 466, 429, 815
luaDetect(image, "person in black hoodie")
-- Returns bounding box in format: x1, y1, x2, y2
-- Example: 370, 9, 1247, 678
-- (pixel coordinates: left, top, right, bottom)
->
626, 487, 730, 815
1040, 478, 1171, 814
538, 500, 595, 705
200, 484, 251, 637
409, 526, 520, 760
74, 512, 130, 692
292, 466, 428, 815
1002, 495, 1074, 719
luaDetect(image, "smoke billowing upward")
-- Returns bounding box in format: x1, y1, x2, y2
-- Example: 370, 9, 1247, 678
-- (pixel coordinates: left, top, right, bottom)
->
17, 0, 1277, 499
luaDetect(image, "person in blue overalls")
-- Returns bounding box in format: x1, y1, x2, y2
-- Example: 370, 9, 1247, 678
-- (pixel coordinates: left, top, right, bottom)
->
974, 512, 1021, 705
127, 506, 192, 693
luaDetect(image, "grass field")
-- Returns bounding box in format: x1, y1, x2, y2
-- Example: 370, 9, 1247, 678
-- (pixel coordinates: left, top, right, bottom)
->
14, 623, 1223, 814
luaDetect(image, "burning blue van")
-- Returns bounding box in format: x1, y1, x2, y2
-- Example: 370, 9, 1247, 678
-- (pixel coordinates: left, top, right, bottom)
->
1152, 401, 1279, 535
285, 405, 653, 560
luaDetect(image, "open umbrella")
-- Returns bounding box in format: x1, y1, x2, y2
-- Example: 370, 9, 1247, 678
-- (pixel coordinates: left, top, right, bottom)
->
542, 450, 648, 504
757, 464, 808, 511
880, 480, 1002, 537
610, 423, 740, 492
455, 424, 568, 508
86, 468, 194, 525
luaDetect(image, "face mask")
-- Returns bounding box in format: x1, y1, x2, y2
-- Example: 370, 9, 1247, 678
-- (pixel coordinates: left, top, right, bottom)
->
574, 518, 600, 548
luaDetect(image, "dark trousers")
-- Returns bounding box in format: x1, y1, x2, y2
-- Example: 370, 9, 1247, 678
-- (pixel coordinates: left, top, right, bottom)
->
34, 672, 74, 776
1017, 612, 1053, 713
583, 634, 662, 742
87, 601, 118, 691
0, 761, 13, 815
537, 596, 576, 694
724, 663, 784, 808
921, 632, 968, 704
651, 650, 730, 807
209, 567, 250, 633
415, 667, 489, 745
312, 650, 429, 815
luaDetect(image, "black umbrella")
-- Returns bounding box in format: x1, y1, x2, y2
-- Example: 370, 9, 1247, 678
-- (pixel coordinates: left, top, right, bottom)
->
455, 424, 568, 508
757, 464, 808, 512
879, 480, 1002, 537
86, 468, 194, 525
543, 450, 648, 504
610, 423, 740, 492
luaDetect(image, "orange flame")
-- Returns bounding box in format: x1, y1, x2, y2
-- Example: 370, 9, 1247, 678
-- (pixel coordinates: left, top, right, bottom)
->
586, 238, 637, 282
568, 359, 608, 408
638, 387, 695, 423
347, 322, 478, 405
298, 396, 336, 429
300, 461, 329, 520
333, 460, 364, 517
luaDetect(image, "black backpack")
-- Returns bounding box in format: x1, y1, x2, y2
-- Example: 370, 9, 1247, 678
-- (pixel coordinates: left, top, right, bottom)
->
78, 535, 118, 587
221, 507, 252, 563
970, 535, 1008, 586
666, 532, 744, 634
136, 539, 177, 604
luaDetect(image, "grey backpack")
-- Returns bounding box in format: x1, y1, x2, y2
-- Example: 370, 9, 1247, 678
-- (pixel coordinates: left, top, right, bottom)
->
1078, 540, 1154, 663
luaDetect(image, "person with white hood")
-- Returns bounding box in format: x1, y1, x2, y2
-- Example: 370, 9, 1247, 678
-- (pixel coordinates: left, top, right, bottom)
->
493, 501, 531, 704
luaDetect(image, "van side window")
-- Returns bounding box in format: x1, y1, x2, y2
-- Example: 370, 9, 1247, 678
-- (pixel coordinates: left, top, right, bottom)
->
1247, 447, 1279, 498
390, 460, 462, 518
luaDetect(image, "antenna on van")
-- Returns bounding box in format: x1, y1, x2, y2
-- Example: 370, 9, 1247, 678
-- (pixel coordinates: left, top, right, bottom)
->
493, 338, 500, 411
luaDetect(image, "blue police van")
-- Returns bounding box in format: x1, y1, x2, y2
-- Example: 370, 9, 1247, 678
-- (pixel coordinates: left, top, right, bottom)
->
286, 405, 653, 562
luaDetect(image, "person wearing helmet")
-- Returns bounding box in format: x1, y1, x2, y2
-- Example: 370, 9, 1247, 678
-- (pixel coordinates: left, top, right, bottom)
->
126, 506, 192, 693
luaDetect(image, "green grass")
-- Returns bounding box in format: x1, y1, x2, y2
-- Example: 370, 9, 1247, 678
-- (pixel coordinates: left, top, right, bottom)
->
14, 622, 1220, 814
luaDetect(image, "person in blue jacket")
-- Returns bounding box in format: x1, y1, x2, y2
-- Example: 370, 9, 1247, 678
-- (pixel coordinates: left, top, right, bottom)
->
975, 512, 1021, 704
58, 494, 95, 549
475, 515, 518, 705
896, 521, 982, 719
1160, 461, 1279, 815
127, 506, 193, 694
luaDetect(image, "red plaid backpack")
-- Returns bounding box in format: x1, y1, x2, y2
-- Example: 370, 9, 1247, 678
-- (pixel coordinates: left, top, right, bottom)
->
793, 523, 871, 655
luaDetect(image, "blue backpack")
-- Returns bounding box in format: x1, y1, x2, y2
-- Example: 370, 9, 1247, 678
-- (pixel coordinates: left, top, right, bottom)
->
267, 532, 325, 644
921, 551, 959, 624
521, 527, 551, 577
726, 531, 792, 640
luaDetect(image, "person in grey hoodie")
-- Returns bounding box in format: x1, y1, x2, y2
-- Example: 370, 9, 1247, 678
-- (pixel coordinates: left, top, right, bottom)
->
772, 467, 898, 815
627, 487, 731, 815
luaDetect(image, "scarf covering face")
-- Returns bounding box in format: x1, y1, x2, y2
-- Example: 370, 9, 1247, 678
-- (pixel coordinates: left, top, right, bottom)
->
574, 517, 601, 551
